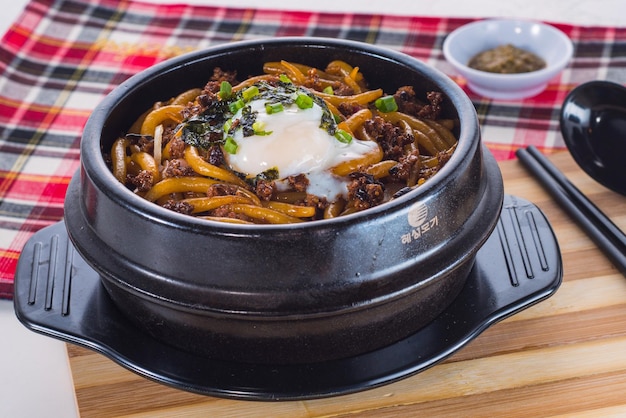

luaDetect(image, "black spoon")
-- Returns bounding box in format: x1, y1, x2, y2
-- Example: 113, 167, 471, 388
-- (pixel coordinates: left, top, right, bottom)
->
560, 80, 626, 196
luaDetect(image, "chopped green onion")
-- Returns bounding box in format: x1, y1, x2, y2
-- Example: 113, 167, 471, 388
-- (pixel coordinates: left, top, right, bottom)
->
242, 85, 260, 102
374, 95, 398, 113
322, 85, 334, 95
279, 74, 292, 83
265, 102, 284, 114
223, 118, 233, 133
224, 136, 238, 154
252, 121, 272, 136
295, 93, 314, 109
334, 129, 353, 144
252, 120, 264, 132
229, 99, 245, 113
219, 81, 232, 99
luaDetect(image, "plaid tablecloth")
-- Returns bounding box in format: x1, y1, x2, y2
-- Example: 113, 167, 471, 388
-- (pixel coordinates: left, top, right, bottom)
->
1, 0, 625, 299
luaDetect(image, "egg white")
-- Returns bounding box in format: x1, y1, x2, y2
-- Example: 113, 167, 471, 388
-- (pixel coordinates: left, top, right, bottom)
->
225, 99, 379, 199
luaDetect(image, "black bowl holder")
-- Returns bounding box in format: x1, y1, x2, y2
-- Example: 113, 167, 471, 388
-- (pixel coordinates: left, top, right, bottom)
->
13, 195, 562, 401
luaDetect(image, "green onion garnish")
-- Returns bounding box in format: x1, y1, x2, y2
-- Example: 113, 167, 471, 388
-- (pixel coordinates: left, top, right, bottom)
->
224, 136, 238, 154
295, 93, 314, 109
322, 85, 334, 95
223, 118, 233, 133
334, 129, 353, 144
219, 81, 232, 100
229, 99, 245, 113
252, 121, 272, 136
265, 102, 284, 114
242, 86, 260, 102
279, 74, 292, 83
374, 95, 398, 113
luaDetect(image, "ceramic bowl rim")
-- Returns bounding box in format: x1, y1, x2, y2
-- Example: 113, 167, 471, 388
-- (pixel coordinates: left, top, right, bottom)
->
80, 36, 480, 232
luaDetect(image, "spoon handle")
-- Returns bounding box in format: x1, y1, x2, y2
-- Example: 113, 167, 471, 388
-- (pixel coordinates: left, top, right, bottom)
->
517, 146, 626, 277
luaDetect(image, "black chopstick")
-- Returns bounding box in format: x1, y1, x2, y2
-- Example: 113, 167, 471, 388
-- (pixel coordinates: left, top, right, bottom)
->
516, 145, 626, 277
525, 145, 626, 250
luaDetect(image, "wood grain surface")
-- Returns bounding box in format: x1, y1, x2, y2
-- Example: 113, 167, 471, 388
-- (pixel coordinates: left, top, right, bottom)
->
67, 151, 626, 417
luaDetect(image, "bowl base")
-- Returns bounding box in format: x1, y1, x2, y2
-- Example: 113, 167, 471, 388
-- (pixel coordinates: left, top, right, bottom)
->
14, 195, 562, 400
99, 258, 470, 364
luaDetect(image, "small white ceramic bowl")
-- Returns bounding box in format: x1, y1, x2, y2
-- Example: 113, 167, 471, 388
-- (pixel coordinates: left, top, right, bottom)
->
443, 19, 573, 100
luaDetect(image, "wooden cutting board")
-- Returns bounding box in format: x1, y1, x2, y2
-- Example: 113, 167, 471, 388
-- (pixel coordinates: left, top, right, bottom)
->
67, 151, 626, 417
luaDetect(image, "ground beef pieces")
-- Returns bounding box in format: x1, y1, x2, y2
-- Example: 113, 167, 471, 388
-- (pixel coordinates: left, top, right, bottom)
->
210, 206, 231, 217
417, 91, 443, 120
364, 116, 414, 160
393, 86, 443, 120
304, 194, 327, 210
162, 199, 194, 215
301, 69, 326, 92
206, 184, 240, 198
210, 205, 253, 222
161, 158, 195, 178
287, 174, 309, 192
330, 82, 354, 96
337, 102, 365, 117
211, 67, 238, 84
167, 136, 186, 159
123, 134, 154, 153
128, 170, 154, 192
255, 179, 275, 201
195, 68, 240, 107
394, 86, 421, 116
181, 103, 204, 120
197, 92, 216, 108
204, 68, 238, 94
347, 173, 384, 210
206, 144, 225, 166
390, 149, 420, 181
137, 135, 154, 153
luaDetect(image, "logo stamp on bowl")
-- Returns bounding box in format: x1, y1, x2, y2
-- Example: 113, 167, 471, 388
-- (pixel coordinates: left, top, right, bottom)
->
402, 202, 439, 244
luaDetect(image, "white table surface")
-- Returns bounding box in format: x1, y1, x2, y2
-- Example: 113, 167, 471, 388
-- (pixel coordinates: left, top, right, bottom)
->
1, 1, 624, 417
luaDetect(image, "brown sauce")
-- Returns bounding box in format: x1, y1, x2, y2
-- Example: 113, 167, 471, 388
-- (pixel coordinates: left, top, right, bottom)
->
468, 44, 546, 74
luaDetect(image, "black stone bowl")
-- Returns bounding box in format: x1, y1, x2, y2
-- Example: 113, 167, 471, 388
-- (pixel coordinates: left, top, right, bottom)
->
64, 37, 504, 364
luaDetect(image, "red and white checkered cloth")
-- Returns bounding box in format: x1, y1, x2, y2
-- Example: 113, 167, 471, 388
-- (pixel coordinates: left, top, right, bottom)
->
1, 0, 624, 298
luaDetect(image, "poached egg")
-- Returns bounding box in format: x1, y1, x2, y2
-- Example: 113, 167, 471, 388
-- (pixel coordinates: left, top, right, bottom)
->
225, 88, 380, 199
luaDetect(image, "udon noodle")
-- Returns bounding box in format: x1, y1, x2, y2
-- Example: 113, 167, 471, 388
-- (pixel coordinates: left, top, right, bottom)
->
107, 60, 458, 224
